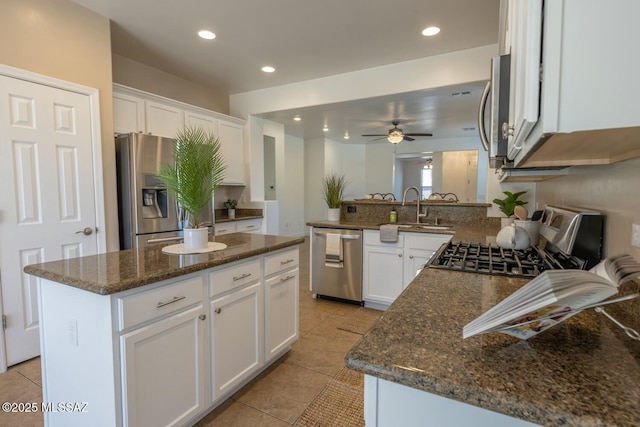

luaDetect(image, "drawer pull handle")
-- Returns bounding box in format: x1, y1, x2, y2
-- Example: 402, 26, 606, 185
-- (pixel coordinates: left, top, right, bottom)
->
233, 273, 252, 281
199, 314, 207, 321
214, 308, 222, 314
246, 225, 255, 228
156, 296, 186, 308
280, 275, 296, 283
280, 259, 295, 265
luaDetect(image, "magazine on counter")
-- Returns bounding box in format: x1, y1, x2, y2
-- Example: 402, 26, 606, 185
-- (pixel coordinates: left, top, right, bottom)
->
463, 254, 640, 340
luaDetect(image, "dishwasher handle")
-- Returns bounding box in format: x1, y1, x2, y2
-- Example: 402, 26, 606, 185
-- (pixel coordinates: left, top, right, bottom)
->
313, 231, 360, 240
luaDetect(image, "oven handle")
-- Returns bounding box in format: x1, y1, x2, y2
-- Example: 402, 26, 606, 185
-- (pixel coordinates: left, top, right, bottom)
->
477, 80, 491, 152
313, 231, 360, 240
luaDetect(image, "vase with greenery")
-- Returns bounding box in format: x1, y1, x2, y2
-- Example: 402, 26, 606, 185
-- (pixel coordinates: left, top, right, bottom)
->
224, 199, 237, 219
493, 190, 527, 226
158, 126, 226, 249
322, 173, 347, 221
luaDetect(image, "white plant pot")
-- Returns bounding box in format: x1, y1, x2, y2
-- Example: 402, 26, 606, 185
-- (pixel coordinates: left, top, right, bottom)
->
327, 208, 341, 222
501, 217, 514, 228
183, 227, 209, 250
228, 208, 236, 219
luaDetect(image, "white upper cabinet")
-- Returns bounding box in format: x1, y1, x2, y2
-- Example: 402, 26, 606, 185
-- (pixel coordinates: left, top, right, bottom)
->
503, 0, 640, 168
217, 120, 245, 185
145, 100, 184, 138
113, 91, 144, 134
113, 85, 246, 185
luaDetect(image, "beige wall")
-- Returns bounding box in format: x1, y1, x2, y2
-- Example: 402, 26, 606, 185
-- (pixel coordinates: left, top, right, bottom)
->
536, 156, 640, 259
0, 0, 119, 251
112, 54, 229, 114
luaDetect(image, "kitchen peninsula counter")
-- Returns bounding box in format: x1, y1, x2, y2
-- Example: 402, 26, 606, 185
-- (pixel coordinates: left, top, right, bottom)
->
24, 233, 303, 295
345, 268, 640, 426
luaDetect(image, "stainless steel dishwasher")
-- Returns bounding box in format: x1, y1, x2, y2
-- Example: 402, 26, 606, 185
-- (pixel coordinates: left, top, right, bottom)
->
311, 227, 363, 304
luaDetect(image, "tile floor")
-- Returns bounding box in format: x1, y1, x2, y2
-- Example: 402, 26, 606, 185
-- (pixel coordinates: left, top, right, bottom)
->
0, 238, 382, 426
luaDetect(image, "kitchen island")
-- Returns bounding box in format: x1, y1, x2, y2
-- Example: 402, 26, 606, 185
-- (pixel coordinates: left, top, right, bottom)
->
345, 267, 640, 426
24, 233, 304, 427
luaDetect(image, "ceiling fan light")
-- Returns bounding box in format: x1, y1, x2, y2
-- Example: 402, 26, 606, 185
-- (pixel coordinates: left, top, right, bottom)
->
388, 134, 403, 144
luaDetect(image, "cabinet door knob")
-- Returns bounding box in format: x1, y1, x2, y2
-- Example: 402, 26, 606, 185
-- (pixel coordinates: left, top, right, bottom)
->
409, 255, 414, 259
199, 314, 206, 321
398, 254, 402, 258
214, 308, 221, 314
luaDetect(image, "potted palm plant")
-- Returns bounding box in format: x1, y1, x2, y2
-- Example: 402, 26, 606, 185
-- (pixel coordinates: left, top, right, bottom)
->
158, 126, 226, 250
322, 173, 347, 221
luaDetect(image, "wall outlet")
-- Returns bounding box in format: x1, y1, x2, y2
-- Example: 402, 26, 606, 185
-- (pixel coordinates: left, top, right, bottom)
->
632, 224, 640, 248
347, 205, 357, 213
68, 319, 78, 346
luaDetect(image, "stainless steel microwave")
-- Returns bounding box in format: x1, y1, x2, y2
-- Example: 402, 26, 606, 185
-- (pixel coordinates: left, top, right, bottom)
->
478, 54, 511, 169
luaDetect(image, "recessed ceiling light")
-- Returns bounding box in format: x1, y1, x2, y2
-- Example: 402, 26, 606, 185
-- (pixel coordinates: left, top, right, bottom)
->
198, 30, 216, 40
344, 132, 350, 140
422, 26, 440, 37
294, 115, 301, 121
322, 125, 329, 132
261, 66, 275, 73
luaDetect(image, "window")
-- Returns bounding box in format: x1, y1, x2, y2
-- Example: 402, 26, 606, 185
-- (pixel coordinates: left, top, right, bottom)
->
421, 164, 432, 199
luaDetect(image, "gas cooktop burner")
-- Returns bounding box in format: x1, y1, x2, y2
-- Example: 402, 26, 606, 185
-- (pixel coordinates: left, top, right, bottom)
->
428, 241, 583, 278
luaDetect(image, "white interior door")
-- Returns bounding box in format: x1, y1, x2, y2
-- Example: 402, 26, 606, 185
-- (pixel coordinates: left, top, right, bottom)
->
0, 75, 98, 366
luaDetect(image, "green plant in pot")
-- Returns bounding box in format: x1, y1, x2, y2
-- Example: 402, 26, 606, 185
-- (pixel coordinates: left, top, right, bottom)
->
493, 191, 528, 225
224, 199, 237, 219
158, 126, 226, 250
322, 173, 347, 221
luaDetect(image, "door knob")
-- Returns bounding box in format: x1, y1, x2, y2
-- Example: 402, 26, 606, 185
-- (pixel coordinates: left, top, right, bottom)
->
75, 227, 94, 236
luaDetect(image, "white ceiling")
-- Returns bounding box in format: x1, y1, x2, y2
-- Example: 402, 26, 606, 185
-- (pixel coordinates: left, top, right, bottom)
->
72, 0, 500, 143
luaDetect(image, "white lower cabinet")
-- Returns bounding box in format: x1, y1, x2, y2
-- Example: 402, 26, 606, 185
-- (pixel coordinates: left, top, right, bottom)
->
211, 282, 262, 401
364, 375, 538, 427
363, 230, 451, 308
120, 304, 207, 427
36, 246, 299, 427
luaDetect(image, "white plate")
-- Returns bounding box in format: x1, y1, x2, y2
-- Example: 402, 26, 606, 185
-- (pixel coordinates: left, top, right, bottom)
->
162, 242, 227, 255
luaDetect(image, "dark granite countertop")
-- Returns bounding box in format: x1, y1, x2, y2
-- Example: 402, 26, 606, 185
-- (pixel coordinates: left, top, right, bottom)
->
216, 214, 263, 223
306, 220, 501, 243
345, 268, 640, 426
24, 233, 303, 295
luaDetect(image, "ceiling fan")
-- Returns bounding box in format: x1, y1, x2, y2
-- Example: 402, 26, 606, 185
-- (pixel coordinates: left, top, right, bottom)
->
361, 120, 433, 144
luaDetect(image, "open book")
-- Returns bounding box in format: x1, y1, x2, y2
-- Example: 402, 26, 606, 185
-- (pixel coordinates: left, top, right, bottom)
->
463, 254, 640, 340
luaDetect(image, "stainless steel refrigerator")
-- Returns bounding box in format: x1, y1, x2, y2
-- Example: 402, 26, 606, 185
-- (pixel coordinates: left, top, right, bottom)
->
115, 133, 213, 249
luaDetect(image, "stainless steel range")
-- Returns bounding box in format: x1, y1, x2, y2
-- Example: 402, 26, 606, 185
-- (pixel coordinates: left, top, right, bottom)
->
429, 205, 603, 278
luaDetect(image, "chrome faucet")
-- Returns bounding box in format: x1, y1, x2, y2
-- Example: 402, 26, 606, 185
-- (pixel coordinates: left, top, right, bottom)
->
401, 186, 425, 223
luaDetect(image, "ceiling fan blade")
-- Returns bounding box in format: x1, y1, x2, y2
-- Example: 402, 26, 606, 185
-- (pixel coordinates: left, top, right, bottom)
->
403, 136, 415, 142
404, 133, 433, 137
361, 134, 387, 137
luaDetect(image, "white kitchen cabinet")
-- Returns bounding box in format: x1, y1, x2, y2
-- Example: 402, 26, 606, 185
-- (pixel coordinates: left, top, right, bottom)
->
185, 110, 218, 135
113, 91, 145, 134
113, 85, 246, 183
236, 218, 262, 233
214, 222, 237, 236
363, 230, 451, 309
503, 0, 640, 167
364, 376, 538, 427
210, 282, 262, 402
118, 274, 208, 427
218, 119, 246, 185
145, 100, 184, 138
264, 248, 299, 363
36, 244, 300, 427
120, 304, 207, 427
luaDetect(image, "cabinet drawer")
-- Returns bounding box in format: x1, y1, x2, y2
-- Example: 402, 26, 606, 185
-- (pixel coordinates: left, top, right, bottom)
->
264, 248, 299, 276
363, 230, 404, 247
404, 233, 451, 251
117, 275, 203, 331
209, 258, 261, 297
215, 222, 237, 236
237, 218, 262, 233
